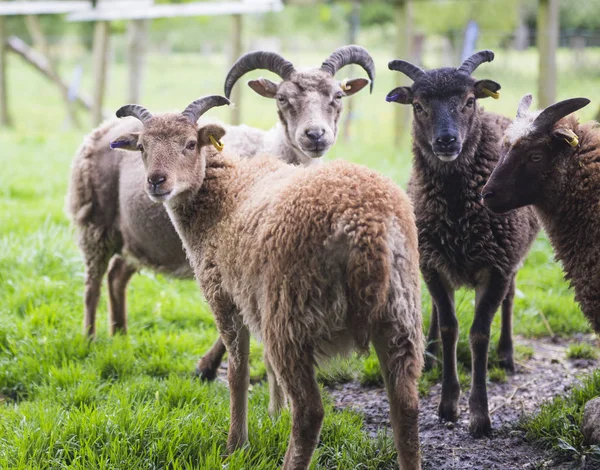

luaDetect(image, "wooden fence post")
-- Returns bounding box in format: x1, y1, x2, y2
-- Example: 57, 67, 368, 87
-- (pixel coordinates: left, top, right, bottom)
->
127, 19, 148, 104
0, 16, 11, 127
230, 14, 243, 125
537, 0, 558, 109
393, 0, 412, 147
92, 20, 110, 126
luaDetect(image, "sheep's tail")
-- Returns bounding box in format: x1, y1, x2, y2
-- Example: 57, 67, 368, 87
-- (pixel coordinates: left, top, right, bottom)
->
346, 218, 423, 375
66, 120, 119, 226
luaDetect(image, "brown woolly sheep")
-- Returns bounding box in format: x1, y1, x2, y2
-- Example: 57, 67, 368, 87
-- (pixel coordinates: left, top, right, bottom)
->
110, 96, 423, 470
386, 51, 540, 437
67, 45, 375, 381
483, 95, 599, 332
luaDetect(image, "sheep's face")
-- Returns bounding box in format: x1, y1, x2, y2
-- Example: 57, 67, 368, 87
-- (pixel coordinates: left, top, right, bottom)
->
482, 125, 575, 214
386, 69, 500, 163
248, 70, 369, 159
111, 115, 225, 204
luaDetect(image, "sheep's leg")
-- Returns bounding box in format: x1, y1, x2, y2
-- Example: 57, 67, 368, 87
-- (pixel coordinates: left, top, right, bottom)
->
265, 354, 285, 417
81, 231, 112, 338
107, 254, 136, 335
195, 336, 227, 381
372, 326, 421, 470
221, 322, 250, 453
425, 270, 459, 422
424, 302, 440, 370
497, 275, 516, 373
469, 270, 510, 437
276, 349, 323, 470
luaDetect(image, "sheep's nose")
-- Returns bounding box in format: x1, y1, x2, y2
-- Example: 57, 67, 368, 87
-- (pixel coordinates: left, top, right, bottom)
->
436, 134, 457, 146
148, 174, 166, 187
305, 128, 325, 143
482, 190, 495, 200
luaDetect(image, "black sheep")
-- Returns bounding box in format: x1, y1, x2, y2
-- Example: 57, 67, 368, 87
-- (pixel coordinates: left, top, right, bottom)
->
386, 51, 540, 437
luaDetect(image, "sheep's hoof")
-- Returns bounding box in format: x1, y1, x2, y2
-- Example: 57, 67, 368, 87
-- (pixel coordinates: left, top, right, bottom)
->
194, 364, 217, 382
469, 412, 492, 438
438, 400, 460, 423
498, 356, 515, 374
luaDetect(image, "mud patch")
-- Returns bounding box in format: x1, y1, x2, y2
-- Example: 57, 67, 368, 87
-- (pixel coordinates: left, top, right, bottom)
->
327, 336, 599, 469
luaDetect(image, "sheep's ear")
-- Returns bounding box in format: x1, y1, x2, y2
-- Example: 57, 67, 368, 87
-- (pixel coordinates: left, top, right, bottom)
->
247, 77, 278, 98
109, 132, 140, 151
385, 86, 413, 104
340, 78, 370, 97
198, 124, 227, 150
474, 79, 501, 99
552, 127, 580, 148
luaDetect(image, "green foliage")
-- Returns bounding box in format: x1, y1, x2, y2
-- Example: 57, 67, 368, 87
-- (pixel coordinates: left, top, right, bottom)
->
515, 344, 534, 361
488, 367, 507, 384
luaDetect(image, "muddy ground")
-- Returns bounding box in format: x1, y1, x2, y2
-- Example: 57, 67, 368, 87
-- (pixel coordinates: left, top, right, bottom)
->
327, 335, 599, 470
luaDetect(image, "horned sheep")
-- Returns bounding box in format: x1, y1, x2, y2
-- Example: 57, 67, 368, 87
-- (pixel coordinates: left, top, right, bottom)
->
483, 95, 599, 332
110, 95, 423, 470
385, 50, 540, 437
66, 46, 375, 380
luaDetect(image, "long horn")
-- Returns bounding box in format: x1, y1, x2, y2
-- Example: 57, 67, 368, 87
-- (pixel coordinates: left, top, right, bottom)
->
116, 104, 153, 123
320, 45, 375, 93
457, 50, 494, 75
532, 97, 591, 132
223, 51, 295, 99
516, 94, 533, 118
181, 95, 231, 123
388, 59, 425, 82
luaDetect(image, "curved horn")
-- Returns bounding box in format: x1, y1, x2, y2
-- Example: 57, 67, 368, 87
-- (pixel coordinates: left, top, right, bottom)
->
532, 97, 591, 133
224, 51, 295, 99
116, 104, 153, 123
388, 59, 426, 82
182, 95, 231, 123
320, 45, 376, 93
457, 50, 495, 75
516, 94, 533, 119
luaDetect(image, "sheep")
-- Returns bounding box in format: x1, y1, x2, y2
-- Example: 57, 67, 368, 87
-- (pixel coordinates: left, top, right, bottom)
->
483, 95, 599, 332
385, 50, 540, 437
110, 95, 424, 470
66, 45, 375, 381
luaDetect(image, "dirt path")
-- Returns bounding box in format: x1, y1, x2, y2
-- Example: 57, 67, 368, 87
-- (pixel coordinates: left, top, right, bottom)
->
327, 336, 599, 469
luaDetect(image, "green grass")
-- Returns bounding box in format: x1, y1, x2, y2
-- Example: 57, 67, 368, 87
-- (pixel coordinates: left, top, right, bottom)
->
1, 44, 599, 467
522, 370, 600, 466
566, 343, 599, 360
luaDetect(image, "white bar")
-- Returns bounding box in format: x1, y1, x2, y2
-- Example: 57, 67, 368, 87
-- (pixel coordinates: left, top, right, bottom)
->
67, 1, 283, 22
0, 1, 90, 16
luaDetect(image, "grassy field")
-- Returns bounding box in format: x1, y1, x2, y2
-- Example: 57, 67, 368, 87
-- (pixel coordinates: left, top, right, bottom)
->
0, 45, 599, 468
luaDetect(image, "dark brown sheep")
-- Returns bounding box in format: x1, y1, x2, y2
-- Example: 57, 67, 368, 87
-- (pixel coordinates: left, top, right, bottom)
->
483, 95, 599, 332
386, 51, 540, 437
111, 96, 423, 470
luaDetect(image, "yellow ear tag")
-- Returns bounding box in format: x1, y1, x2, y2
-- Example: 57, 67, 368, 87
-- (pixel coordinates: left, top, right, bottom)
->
564, 134, 579, 148
209, 135, 224, 152
482, 88, 500, 99
340, 79, 352, 92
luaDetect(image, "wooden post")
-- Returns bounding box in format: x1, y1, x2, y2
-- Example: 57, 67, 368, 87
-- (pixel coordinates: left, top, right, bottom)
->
0, 16, 11, 127
25, 15, 80, 128
92, 20, 110, 126
394, 0, 412, 147
230, 14, 243, 125
127, 19, 148, 103
342, 0, 360, 143
537, 0, 558, 109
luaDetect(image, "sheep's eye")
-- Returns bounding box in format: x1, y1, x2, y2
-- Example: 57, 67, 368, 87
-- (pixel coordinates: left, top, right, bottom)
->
413, 103, 423, 113
465, 97, 475, 108
186, 141, 196, 151
137, 144, 144, 152
335, 92, 343, 100
530, 154, 543, 163
277, 95, 287, 104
